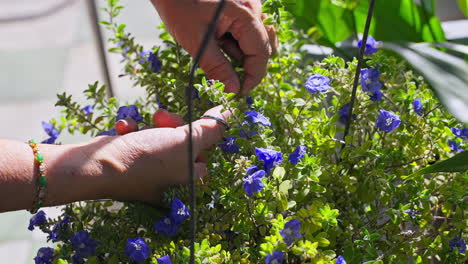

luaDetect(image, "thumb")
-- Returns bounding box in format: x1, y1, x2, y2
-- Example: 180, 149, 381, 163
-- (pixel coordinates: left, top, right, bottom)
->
179, 105, 231, 154
199, 39, 241, 94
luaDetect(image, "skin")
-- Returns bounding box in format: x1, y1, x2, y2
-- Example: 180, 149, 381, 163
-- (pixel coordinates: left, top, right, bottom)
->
151, 0, 278, 95
0, 0, 275, 213
0, 107, 229, 213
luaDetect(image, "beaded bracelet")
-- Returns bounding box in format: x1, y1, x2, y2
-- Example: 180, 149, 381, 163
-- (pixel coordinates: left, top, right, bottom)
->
28, 139, 47, 214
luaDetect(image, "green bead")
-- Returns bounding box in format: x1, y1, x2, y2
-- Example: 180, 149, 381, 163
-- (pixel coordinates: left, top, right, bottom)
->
35, 201, 43, 209
39, 176, 47, 187
35, 153, 44, 162
29, 139, 38, 144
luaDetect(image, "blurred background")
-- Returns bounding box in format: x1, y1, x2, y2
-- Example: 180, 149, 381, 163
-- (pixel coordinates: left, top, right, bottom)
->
0, 0, 466, 263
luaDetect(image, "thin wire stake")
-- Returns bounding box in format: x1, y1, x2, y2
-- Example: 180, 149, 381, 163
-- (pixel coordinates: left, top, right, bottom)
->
186, 1, 226, 263
341, 0, 377, 154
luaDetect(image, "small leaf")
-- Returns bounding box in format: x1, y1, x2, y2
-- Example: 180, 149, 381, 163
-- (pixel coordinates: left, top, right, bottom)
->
279, 180, 291, 195
273, 167, 286, 180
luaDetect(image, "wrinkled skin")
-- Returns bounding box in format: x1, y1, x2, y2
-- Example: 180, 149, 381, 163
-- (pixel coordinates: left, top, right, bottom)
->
151, 0, 278, 95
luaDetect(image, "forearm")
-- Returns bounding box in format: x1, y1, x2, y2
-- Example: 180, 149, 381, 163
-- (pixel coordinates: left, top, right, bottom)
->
0, 138, 117, 213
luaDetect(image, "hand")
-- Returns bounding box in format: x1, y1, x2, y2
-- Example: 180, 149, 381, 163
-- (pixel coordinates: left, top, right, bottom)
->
151, 0, 278, 95
101, 106, 229, 204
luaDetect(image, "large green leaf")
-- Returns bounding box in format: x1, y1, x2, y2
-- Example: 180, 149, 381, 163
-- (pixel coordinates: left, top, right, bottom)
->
417, 151, 468, 174
384, 43, 468, 123
284, 0, 354, 44
353, 0, 445, 42
285, 0, 445, 46
458, 0, 468, 17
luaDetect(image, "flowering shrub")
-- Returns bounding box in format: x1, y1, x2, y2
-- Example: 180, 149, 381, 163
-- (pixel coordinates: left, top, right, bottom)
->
31, 1, 467, 263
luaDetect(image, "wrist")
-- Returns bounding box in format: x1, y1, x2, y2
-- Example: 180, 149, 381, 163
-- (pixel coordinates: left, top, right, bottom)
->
40, 137, 119, 206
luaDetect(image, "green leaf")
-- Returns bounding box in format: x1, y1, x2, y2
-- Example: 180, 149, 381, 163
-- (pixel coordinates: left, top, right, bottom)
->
458, 0, 468, 16
56, 259, 68, 264
416, 150, 468, 174
353, 0, 445, 42
284, 0, 354, 44
384, 43, 468, 122
279, 180, 291, 195
286, 0, 445, 47
273, 166, 286, 180
85, 257, 99, 264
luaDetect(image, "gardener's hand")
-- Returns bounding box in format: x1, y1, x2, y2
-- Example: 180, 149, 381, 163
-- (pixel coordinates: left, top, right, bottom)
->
151, 0, 277, 95
99, 106, 229, 204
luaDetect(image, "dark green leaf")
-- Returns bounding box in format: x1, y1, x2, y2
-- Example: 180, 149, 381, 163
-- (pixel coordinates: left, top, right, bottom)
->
417, 151, 468, 174
384, 43, 468, 122
284, 0, 354, 44
458, 0, 468, 17
353, 0, 445, 42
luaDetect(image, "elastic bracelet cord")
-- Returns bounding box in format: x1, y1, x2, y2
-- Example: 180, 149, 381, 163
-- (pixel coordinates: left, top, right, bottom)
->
28, 139, 47, 214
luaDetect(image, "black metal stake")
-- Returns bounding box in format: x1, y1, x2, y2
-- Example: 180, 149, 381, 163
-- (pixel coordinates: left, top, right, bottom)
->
186, 1, 226, 263
341, 0, 377, 153
86, 0, 114, 98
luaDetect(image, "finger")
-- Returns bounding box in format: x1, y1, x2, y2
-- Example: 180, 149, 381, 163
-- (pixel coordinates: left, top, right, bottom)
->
264, 24, 278, 55
219, 34, 243, 62
115, 118, 139, 135
227, 12, 271, 95
199, 38, 241, 94
194, 162, 208, 183
153, 109, 185, 128
261, 13, 278, 55
178, 105, 231, 154
195, 153, 207, 163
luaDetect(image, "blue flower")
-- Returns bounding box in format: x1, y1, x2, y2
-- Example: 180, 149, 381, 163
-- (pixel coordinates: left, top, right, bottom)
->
239, 128, 258, 138
305, 74, 331, 93
357, 35, 382, 55
28, 210, 47, 231
369, 90, 383, 102
376, 109, 401, 133
338, 103, 357, 124
360, 68, 382, 93
49, 215, 70, 241
449, 236, 466, 254
280, 219, 302, 246
82, 105, 93, 115
246, 165, 259, 175
448, 140, 463, 153
336, 255, 347, 264
117, 41, 130, 58
70, 230, 97, 257
246, 96, 254, 106
154, 216, 179, 237
116, 105, 143, 122
148, 52, 162, 73
243, 169, 266, 197
140, 51, 162, 73
265, 251, 283, 264
169, 199, 190, 225
125, 237, 150, 262
413, 98, 423, 116
219, 136, 240, 154
157, 255, 172, 264
156, 95, 168, 110
288, 145, 307, 165
98, 128, 117, 136
72, 255, 84, 264
451, 127, 468, 140
34, 247, 54, 264
41, 121, 59, 144
245, 111, 271, 126
255, 148, 283, 174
